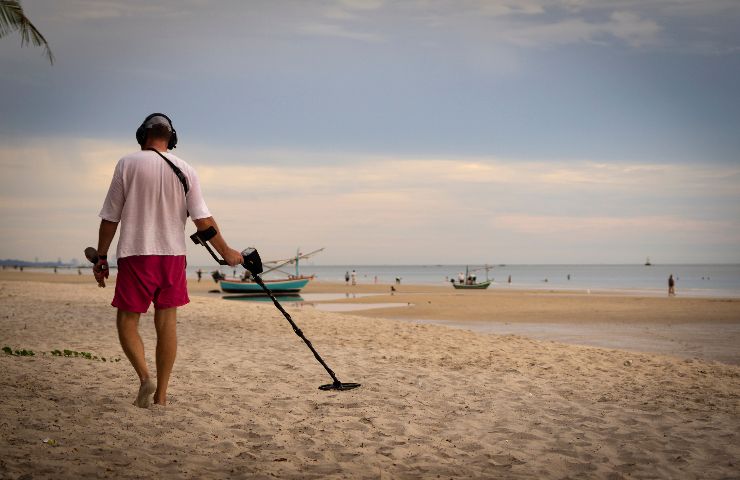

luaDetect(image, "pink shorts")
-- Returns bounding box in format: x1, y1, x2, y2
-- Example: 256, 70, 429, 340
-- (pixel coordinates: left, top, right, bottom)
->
112, 255, 189, 313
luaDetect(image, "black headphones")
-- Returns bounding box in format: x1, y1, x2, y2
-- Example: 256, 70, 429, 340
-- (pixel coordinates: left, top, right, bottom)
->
135, 112, 178, 149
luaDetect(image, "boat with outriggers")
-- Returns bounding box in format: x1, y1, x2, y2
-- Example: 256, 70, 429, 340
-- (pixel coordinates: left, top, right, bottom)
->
452, 265, 492, 290
219, 248, 323, 295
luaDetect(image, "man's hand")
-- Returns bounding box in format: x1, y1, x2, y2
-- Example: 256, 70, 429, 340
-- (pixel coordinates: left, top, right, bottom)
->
93, 258, 109, 288
223, 248, 244, 267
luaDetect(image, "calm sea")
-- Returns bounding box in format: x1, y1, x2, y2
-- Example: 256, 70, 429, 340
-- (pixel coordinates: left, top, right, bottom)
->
189, 264, 740, 298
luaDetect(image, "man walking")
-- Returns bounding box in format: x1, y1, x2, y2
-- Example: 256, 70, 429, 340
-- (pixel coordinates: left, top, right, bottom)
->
94, 113, 243, 408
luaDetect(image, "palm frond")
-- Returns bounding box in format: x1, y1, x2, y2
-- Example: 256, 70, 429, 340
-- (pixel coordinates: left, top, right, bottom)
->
0, 0, 54, 64
0, 1, 23, 37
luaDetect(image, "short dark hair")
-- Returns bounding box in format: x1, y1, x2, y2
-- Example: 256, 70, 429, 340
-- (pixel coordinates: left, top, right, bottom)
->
146, 124, 172, 143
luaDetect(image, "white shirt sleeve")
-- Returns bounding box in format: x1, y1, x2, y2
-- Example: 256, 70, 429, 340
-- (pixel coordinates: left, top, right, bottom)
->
99, 159, 125, 222
185, 166, 211, 220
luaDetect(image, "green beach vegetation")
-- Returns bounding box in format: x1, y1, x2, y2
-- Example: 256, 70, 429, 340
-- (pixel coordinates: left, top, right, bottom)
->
3, 345, 120, 361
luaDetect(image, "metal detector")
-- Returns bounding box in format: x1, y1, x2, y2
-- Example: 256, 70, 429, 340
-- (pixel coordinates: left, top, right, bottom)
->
190, 227, 361, 392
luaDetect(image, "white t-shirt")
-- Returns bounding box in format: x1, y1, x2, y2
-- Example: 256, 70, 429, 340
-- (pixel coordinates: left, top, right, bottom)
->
99, 150, 211, 259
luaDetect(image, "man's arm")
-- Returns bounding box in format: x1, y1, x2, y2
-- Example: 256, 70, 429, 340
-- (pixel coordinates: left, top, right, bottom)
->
192, 216, 243, 267
97, 219, 119, 256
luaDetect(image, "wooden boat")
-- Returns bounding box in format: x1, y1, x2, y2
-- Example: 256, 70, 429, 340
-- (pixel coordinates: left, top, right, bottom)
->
453, 280, 491, 290
220, 247, 323, 295
221, 276, 311, 294
452, 265, 492, 290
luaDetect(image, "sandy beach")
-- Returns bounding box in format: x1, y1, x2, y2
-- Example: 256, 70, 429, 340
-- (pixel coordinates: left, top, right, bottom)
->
1, 272, 739, 478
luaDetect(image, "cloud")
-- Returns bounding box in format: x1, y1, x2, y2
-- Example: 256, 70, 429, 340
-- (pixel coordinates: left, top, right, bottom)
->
474, 1, 545, 17
1, 138, 739, 263
494, 214, 733, 236
338, 0, 385, 10
299, 22, 384, 42
496, 10, 661, 48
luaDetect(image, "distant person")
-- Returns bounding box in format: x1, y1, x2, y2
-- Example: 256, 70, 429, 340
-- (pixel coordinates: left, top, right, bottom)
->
19, 266, 23, 272
458, 272, 464, 284
508, 275, 511, 284
567, 274, 571, 280
196, 268, 202, 282
390, 285, 396, 295
395, 277, 401, 285
78, 268, 82, 275
345, 271, 350, 285
351, 270, 356, 286
668, 274, 676, 296
54, 266, 57, 274
94, 113, 242, 408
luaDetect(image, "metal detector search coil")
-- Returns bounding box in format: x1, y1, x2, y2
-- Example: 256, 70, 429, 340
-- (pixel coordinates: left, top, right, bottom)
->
190, 227, 361, 392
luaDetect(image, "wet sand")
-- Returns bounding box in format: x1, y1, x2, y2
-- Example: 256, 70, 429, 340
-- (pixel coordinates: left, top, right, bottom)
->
302, 281, 740, 365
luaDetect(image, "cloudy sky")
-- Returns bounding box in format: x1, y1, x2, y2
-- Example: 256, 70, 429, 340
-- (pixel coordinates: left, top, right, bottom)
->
1, 0, 739, 265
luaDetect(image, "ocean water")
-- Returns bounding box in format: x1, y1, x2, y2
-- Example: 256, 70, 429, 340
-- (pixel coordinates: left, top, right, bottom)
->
190, 264, 740, 298
16, 263, 739, 298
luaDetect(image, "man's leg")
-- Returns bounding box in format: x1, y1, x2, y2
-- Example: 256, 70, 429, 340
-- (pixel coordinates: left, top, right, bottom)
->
153, 307, 177, 405
117, 309, 156, 407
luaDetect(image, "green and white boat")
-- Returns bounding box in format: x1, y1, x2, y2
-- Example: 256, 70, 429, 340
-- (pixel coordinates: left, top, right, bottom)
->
453, 279, 491, 290
452, 265, 492, 290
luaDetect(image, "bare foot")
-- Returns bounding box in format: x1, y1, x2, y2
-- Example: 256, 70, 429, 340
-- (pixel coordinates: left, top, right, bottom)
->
133, 379, 156, 408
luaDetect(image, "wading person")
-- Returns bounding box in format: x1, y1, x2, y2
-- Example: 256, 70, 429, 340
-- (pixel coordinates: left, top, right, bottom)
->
93, 113, 243, 408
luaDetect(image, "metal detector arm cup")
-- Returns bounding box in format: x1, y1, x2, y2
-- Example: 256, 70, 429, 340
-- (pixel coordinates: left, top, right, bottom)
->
190, 227, 227, 265
190, 227, 264, 275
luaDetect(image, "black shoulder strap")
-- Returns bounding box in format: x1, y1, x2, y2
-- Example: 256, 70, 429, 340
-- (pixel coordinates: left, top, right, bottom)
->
145, 147, 189, 194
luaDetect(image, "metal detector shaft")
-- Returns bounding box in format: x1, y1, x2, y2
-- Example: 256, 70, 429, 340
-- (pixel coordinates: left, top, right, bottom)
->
190, 227, 360, 391
250, 275, 341, 385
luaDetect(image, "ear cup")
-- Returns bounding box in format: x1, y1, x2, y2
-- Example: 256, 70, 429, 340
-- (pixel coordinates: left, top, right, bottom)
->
135, 123, 146, 146
168, 127, 178, 149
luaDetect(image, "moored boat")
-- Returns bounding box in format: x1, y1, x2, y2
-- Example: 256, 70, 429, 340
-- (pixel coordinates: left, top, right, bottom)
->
220, 247, 324, 295
452, 265, 493, 290
220, 276, 312, 294
452, 280, 491, 290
